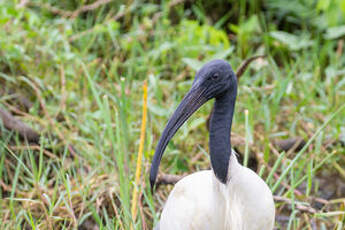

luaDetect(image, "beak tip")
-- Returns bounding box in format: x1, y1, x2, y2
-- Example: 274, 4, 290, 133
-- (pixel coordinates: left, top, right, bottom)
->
150, 178, 156, 191
149, 169, 157, 191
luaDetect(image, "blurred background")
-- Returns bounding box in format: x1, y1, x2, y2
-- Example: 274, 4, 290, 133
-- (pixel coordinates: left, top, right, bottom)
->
0, 0, 345, 229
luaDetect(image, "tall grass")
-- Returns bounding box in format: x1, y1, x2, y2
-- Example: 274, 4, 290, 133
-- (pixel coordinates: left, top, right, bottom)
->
0, 0, 345, 229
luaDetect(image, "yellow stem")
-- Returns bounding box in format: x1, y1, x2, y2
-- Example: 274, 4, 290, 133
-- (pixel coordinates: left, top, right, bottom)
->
130, 80, 148, 229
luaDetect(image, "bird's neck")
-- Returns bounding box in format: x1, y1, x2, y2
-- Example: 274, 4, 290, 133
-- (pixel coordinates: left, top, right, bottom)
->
209, 88, 237, 183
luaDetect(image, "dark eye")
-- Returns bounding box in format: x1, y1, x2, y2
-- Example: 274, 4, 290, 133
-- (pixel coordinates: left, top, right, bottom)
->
211, 73, 219, 80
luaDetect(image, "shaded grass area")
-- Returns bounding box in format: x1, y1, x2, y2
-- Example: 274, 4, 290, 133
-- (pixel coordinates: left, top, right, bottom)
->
1, 0, 345, 229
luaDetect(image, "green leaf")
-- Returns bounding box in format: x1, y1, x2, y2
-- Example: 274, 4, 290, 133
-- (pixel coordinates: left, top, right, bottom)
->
182, 58, 203, 71
210, 47, 234, 60
317, 0, 331, 11
324, 25, 345, 39
270, 31, 314, 50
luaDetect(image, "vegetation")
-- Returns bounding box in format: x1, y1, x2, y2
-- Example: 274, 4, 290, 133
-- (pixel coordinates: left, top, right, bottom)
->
1, 0, 345, 229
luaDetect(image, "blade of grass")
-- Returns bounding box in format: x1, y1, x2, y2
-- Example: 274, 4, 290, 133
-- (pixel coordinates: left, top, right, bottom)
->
272, 103, 345, 193
284, 150, 337, 197
130, 81, 148, 228
9, 152, 23, 218
243, 109, 250, 167
266, 151, 286, 185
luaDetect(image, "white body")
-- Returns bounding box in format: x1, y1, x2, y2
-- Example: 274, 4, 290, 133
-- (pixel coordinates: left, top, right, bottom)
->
158, 153, 275, 230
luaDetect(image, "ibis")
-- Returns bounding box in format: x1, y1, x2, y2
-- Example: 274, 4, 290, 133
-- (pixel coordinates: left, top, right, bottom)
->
150, 59, 275, 230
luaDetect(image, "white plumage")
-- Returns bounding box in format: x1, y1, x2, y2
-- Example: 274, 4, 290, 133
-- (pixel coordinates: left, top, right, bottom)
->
157, 152, 275, 230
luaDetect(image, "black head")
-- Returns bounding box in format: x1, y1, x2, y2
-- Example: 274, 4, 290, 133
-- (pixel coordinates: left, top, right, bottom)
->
193, 59, 237, 100
149, 59, 237, 189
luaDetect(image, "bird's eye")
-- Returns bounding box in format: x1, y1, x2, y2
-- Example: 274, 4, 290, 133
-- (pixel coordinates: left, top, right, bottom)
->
212, 73, 219, 80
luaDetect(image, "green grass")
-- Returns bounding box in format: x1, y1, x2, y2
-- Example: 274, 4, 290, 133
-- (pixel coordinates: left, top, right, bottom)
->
1, 0, 345, 229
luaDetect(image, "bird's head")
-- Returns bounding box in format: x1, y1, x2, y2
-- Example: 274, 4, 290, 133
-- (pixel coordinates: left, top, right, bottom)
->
150, 59, 237, 189
192, 59, 237, 100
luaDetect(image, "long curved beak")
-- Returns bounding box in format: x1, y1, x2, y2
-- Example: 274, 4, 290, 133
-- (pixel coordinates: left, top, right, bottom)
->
150, 86, 208, 189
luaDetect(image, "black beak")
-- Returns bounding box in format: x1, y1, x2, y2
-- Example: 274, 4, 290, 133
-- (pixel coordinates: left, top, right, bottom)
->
150, 86, 208, 189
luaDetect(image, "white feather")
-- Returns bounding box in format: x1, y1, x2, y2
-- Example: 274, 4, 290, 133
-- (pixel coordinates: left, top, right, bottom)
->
158, 153, 275, 230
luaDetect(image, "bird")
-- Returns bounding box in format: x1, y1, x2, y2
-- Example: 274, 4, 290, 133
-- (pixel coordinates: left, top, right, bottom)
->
150, 59, 275, 230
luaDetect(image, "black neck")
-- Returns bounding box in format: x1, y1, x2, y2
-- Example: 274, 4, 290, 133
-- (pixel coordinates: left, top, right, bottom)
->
209, 88, 237, 183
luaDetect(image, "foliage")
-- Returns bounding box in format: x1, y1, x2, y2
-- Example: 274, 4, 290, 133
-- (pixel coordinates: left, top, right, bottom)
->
0, 0, 345, 229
